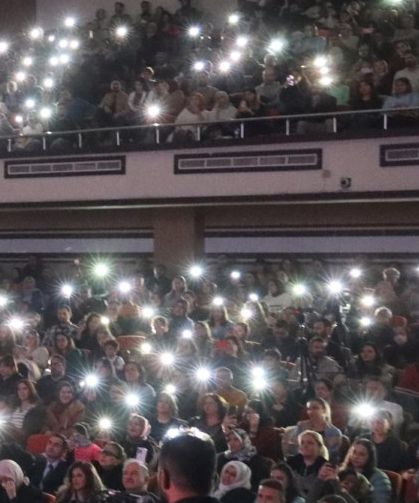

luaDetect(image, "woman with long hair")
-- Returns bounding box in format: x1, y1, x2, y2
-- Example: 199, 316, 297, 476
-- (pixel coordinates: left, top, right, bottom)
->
78, 313, 102, 352
193, 321, 214, 357
348, 342, 395, 386
52, 333, 85, 379
287, 430, 329, 497
150, 392, 187, 442
208, 305, 235, 340
45, 381, 85, 436
123, 361, 156, 416
190, 393, 229, 452
341, 438, 391, 503
9, 379, 46, 441
163, 275, 187, 308
56, 461, 105, 503
270, 462, 305, 503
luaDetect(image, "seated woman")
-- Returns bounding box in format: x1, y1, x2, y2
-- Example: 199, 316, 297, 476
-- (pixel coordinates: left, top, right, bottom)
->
338, 469, 373, 503
217, 428, 272, 491
313, 379, 349, 432
286, 430, 328, 497
45, 381, 85, 436
123, 361, 156, 417
265, 379, 301, 428
0, 459, 43, 503
294, 398, 342, 463
367, 409, 407, 472
52, 333, 85, 380
149, 392, 187, 443
348, 342, 395, 388
270, 462, 305, 503
77, 312, 102, 353
121, 413, 159, 466
382, 77, 419, 128
341, 438, 391, 503
23, 330, 49, 370
172, 92, 208, 142
190, 393, 229, 452
56, 461, 105, 503
349, 80, 383, 129
240, 399, 282, 461
93, 442, 126, 491
9, 379, 46, 442
213, 460, 254, 503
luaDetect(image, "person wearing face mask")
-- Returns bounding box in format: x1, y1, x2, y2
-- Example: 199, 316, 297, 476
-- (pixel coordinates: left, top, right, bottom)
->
383, 320, 418, 369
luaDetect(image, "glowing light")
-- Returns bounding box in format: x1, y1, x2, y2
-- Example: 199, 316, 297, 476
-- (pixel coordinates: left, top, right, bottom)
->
319, 66, 330, 76
100, 316, 110, 325
236, 36, 248, 48
196, 367, 211, 381
115, 25, 129, 38
228, 13, 240, 25
69, 39, 80, 50
293, 283, 307, 296
0, 295, 8, 308
48, 34, 56, 43
40, 107, 52, 120
140, 342, 152, 355
0, 41, 9, 54
360, 316, 372, 328
58, 38, 69, 49
15, 115, 23, 125
318, 75, 334, 87
230, 50, 242, 62
118, 281, 132, 294
61, 284, 73, 298
219, 60, 232, 73
313, 55, 328, 68
43, 77, 55, 90
98, 417, 112, 430
327, 280, 343, 295
240, 307, 253, 321
353, 402, 376, 420
160, 352, 175, 366
7, 317, 24, 331
84, 374, 99, 388
142, 306, 155, 319
189, 265, 204, 278
251, 367, 265, 378
22, 56, 33, 68
165, 427, 181, 439
29, 27, 43, 40
253, 377, 267, 391
212, 296, 224, 306
181, 330, 193, 339
146, 104, 161, 120
93, 262, 110, 278
193, 61, 205, 71
24, 98, 36, 110
230, 271, 241, 280
350, 268, 362, 279
361, 295, 376, 308
164, 384, 177, 394
15, 71, 27, 82
125, 393, 140, 407
64, 17, 76, 28
248, 293, 259, 302
268, 39, 285, 53
188, 26, 201, 38
49, 56, 59, 67
59, 54, 70, 65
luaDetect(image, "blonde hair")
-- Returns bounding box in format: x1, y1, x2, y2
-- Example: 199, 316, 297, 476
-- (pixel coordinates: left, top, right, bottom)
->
298, 430, 329, 461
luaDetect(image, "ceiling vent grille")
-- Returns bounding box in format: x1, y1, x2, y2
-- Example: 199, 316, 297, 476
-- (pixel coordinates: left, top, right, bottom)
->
175, 148, 321, 174
5, 156, 125, 179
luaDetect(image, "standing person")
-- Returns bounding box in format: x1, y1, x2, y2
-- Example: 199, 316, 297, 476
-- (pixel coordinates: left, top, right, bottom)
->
158, 431, 218, 503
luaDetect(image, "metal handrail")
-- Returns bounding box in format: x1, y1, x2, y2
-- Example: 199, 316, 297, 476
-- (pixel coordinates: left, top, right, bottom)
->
3, 105, 419, 151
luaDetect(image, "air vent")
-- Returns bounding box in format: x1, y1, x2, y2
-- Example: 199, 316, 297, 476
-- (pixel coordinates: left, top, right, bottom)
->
381, 144, 419, 167
175, 149, 321, 174
5, 156, 125, 178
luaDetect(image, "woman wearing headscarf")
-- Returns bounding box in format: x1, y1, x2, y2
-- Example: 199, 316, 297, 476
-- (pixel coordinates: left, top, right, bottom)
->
213, 461, 254, 503
217, 428, 272, 491
0, 460, 43, 503
121, 414, 159, 467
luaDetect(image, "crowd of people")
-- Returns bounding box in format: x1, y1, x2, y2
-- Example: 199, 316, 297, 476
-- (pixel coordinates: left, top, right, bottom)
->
0, 254, 418, 502
1, 0, 419, 150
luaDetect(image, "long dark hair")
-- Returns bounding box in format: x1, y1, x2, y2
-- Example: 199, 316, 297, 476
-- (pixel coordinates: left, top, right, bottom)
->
345, 438, 377, 479
247, 399, 273, 427
60, 461, 104, 501
271, 461, 302, 503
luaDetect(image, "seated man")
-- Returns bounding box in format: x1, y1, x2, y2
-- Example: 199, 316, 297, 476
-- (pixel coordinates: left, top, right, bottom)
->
256, 479, 284, 503
122, 459, 158, 502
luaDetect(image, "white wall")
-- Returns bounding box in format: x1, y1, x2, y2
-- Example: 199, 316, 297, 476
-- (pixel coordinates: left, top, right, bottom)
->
36, 0, 238, 29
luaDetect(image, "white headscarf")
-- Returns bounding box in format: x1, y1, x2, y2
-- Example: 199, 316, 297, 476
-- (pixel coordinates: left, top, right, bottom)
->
0, 460, 29, 488
213, 461, 252, 499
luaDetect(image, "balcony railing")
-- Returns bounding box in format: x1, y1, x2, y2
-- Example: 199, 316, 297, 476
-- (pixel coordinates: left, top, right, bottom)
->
2, 106, 419, 155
